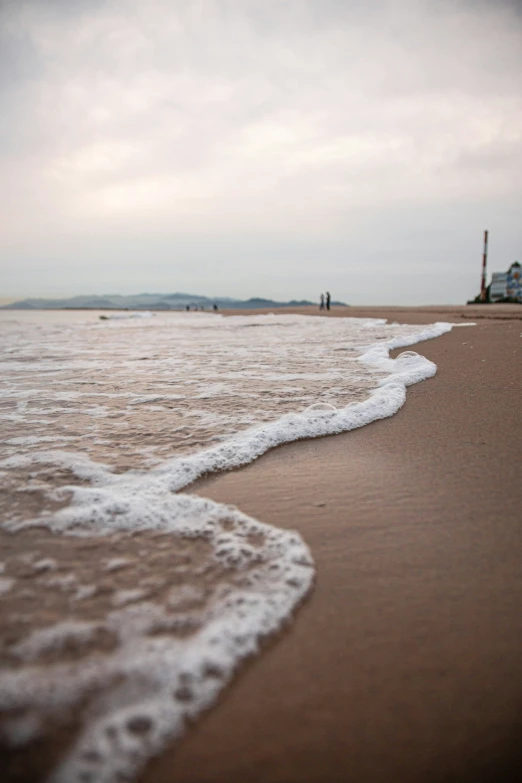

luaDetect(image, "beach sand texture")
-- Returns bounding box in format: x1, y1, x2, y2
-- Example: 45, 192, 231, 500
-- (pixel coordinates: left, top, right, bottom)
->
1, 305, 521, 782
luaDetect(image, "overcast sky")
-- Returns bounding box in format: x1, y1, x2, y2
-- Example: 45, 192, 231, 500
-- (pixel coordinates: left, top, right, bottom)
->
1, 0, 521, 304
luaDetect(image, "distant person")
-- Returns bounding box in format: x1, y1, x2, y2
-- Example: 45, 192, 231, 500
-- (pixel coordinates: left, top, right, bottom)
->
213, 303, 218, 312
325, 291, 331, 311
319, 293, 325, 310
186, 305, 190, 311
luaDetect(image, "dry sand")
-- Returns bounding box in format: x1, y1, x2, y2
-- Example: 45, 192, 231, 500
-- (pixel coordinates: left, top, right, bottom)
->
2, 305, 521, 783
138, 305, 522, 783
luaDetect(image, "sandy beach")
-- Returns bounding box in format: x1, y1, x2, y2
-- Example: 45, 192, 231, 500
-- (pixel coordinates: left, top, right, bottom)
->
3, 0, 521, 779
2, 305, 521, 783
138, 305, 522, 783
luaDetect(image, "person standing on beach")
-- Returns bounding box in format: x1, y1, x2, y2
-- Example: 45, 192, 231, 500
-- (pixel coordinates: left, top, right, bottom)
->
325, 291, 331, 311
320, 293, 325, 310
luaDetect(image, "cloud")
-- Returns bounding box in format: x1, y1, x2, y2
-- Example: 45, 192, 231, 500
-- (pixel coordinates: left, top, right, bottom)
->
0, 0, 521, 303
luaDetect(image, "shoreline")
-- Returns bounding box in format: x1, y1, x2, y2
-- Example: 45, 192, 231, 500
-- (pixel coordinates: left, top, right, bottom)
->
138, 307, 522, 782
1, 306, 521, 782
1, 303, 521, 321
220, 303, 522, 322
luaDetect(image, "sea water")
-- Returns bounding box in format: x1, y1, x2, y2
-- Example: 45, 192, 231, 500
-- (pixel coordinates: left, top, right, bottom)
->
0, 310, 453, 782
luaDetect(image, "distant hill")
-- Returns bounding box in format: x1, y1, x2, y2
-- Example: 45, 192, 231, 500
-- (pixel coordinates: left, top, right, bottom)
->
1, 293, 348, 311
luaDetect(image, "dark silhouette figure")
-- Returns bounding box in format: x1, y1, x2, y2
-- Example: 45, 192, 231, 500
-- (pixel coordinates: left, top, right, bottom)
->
319, 293, 325, 310
325, 291, 331, 311
213, 303, 218, 312
186, 305, 190, 311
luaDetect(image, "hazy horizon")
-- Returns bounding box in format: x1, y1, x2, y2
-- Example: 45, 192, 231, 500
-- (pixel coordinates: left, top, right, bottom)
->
1, 290, 325, 304
1, 0, 521, 305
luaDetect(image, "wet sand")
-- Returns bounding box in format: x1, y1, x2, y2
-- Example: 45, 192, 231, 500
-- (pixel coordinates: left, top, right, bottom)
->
138, 305, 522, 783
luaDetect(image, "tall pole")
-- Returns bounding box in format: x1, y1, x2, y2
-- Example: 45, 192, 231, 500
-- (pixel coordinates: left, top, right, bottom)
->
480, 230, 488, 302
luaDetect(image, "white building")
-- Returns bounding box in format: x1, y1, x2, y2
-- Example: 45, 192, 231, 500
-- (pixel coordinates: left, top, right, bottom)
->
489, 262, 522, 302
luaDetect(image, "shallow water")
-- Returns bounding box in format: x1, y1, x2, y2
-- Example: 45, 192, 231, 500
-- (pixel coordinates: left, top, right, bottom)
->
0, 310, 452, 783
0, 311, 419, 471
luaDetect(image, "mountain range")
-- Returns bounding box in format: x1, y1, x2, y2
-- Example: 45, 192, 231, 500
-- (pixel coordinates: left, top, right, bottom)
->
1, 292, 347, 310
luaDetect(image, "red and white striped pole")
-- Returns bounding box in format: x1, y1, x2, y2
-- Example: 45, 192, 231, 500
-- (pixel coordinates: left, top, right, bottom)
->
480, 230, 488, 302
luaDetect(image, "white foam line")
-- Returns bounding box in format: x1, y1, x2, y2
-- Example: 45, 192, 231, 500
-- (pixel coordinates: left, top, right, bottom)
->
151, 321, 455, 492
0, 317, 460, 783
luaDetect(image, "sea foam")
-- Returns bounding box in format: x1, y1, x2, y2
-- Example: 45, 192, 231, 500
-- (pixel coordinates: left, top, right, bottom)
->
0, 312, 456, 783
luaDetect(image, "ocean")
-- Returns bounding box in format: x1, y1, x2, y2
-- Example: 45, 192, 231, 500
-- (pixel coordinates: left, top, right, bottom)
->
0, 310, 454, 783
